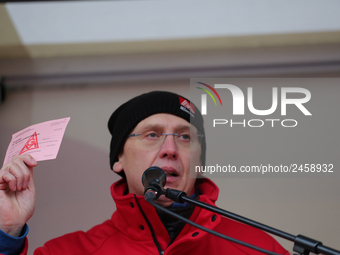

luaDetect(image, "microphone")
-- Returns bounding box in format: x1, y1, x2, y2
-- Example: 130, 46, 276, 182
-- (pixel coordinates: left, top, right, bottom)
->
141, 166, 166, 200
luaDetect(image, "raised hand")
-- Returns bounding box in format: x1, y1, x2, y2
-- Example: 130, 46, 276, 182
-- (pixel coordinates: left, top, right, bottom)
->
0, 154, 37, 237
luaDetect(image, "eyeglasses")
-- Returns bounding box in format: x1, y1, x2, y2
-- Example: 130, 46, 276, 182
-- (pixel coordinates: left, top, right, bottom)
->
127, 131, 203, 150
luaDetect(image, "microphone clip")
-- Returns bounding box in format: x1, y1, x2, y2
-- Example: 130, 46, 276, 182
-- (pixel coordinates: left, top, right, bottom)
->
165, 188, 186, 203
144, 181, 165, 200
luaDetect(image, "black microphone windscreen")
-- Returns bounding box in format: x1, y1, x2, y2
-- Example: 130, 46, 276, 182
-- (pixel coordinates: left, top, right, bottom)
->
142, 166, 166, 195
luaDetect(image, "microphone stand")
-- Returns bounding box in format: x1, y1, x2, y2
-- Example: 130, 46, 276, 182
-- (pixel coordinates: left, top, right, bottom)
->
164, 188, 340, 255
145, 190, 282, 255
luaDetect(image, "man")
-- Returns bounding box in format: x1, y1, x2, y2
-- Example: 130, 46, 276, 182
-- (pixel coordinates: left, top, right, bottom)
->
0, 91, 289, 254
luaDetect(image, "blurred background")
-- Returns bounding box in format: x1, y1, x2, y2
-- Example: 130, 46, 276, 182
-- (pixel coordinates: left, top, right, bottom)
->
0, 1, 340, 254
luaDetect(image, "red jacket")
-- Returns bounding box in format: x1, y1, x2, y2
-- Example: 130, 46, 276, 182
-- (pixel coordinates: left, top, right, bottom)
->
20, 178, 290, 255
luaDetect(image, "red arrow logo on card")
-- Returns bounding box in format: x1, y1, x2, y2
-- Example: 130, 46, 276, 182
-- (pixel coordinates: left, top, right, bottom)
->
19, 131, 39, 155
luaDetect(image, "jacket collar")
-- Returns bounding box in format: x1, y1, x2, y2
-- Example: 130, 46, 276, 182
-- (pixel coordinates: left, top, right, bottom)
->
109, 177, 220, 250
110, 177, 219, 205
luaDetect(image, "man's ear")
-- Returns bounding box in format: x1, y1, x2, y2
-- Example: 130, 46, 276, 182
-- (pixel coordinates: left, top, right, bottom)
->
113, 161, 124, 173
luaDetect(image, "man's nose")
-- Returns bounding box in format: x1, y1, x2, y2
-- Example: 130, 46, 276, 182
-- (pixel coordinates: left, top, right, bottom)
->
159, 134, 179, 159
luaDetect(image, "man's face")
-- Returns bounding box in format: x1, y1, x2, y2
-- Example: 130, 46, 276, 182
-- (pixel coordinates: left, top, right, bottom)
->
113, 113, 202, 207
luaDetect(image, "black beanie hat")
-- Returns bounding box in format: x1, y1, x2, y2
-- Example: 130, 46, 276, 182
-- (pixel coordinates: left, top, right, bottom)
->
108, 91, 206, 178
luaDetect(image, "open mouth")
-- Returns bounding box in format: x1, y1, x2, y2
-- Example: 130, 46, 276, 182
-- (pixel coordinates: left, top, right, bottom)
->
165, 172, 178, 177
161, 167, 179, 178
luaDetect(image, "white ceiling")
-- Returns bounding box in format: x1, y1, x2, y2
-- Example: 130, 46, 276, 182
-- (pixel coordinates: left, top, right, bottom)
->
6, 0, 340, 45
1, 0, 340, 88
